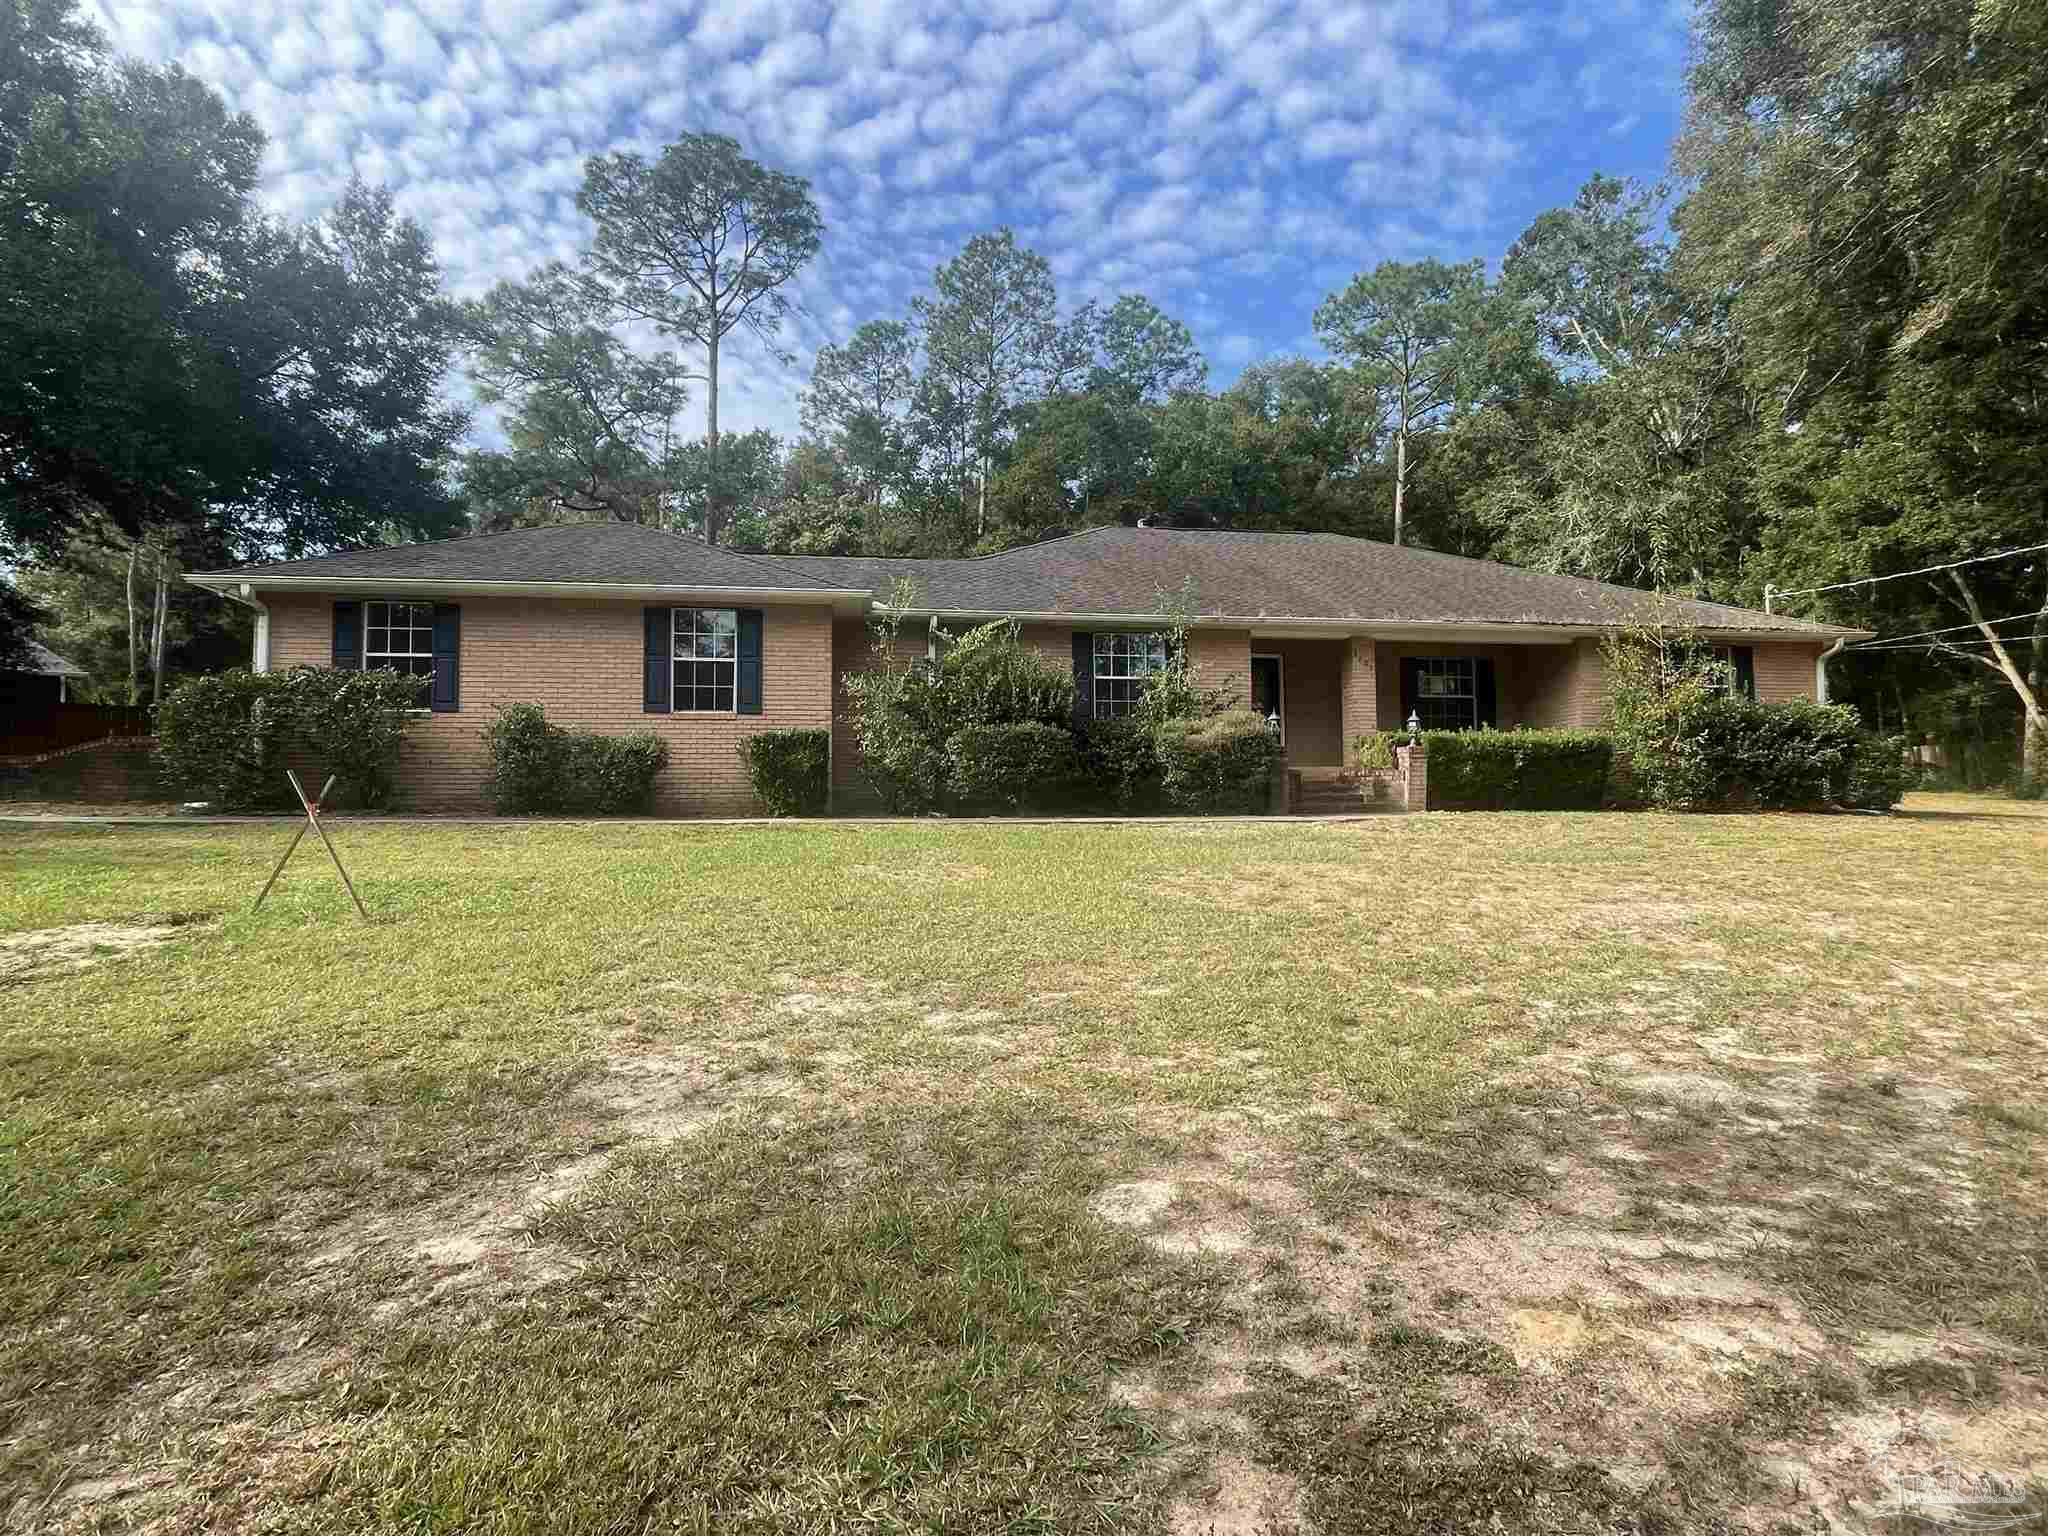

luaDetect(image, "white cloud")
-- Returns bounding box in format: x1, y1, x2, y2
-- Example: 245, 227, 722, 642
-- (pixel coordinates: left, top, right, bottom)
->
373, 9, 450, 83
112, 0, 1684, 438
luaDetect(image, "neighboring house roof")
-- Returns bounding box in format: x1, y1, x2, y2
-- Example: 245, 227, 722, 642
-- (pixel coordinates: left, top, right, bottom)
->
9, 640, 87, 676
191, 520, 1862, 638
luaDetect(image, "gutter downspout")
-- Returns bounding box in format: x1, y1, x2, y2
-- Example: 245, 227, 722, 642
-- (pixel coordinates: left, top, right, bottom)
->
1816, 637, 1847, 704
243, 584, 271, 674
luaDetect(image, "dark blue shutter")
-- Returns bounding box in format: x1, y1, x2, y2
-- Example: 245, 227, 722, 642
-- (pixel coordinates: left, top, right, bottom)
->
332, 602, 361, 670
1475, 657, 1498, 728
430, 604, 460, 712
1071, 632, 1093, 721
1732, 646, 1756, 701
1398, 657, 1421, 726
736, 608, 763, 715
643, 606, 671, 713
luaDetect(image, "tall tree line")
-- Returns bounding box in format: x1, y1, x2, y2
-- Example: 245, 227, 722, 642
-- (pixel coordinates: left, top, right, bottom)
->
6, 0, 2038, 776
1, 0, 467, 685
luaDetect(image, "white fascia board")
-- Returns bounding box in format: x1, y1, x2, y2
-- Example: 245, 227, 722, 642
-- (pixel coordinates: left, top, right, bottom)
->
186, 574, 869, 610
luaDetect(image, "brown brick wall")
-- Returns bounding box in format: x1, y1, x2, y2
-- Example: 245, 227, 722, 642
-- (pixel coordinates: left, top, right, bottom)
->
1339, 637, 1377, 752
1517, 639, 1609, 729
266, 594, 835, 815
1754, 642, 1825, 703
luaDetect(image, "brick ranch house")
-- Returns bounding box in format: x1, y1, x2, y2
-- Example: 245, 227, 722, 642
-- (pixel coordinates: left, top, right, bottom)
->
187, 522, 1867, 815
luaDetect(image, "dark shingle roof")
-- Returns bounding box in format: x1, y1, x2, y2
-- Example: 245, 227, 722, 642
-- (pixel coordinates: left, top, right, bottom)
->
776, 527, 1852, 636
199, 521, 1853, 636
202, 521, 849, 591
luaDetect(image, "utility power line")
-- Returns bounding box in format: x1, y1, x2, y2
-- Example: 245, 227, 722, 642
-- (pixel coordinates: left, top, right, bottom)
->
1851, 636, 2026, 653
1765, 540, 2048, 612
1847, 610, 2046, 647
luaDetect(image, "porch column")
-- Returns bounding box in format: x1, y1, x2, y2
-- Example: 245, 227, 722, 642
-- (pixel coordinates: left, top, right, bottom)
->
1339, 637, 1377, 763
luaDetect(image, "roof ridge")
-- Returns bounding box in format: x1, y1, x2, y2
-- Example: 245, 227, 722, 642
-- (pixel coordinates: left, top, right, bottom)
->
218, 517, 589, 572
625, 522, 861, 591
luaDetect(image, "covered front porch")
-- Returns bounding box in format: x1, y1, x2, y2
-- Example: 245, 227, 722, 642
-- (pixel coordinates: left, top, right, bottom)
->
1243, 632, 1604, 810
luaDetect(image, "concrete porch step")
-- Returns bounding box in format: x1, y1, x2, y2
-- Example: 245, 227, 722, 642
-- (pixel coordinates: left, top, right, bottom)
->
1288, 764, 1406, 815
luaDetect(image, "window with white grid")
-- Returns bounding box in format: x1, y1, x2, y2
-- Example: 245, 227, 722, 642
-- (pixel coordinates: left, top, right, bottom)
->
364, 600, 434, 706
1414, 656, 1477, 730
1093, 631, 1171, 719
672, 607, 737, 712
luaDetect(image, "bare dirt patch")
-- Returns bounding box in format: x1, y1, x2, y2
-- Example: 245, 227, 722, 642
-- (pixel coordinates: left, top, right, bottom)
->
0, 913, 213, 986
1091, 1091, 2047, 1534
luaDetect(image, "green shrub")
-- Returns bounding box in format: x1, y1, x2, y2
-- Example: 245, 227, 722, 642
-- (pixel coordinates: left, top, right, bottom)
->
1352, 730, 1397, 771
275, 667, 420, 810
484, 703, 669, 814
1682, 696, 1864, 809
568, 731, 669, 814
482, 704, 566, 814
846, 619, 1077, 813
1156, 708, 1283, 814
740, 727, 831, 816
1604, 627, 1869, 811
1078, 717, 1164, 811
1422, 729, 1614, 811
155, 671, 286, 809
156, 666, 420, 810
845, 663, 950, 812
943, 621, 1077, 726
1842, 732, 1916, 811
945, 721, 1080, 813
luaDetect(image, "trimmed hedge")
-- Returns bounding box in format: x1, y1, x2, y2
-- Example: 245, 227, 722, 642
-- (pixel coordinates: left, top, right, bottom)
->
1681, 697, 1863, 809
1156, 708, 1283, 814
1421, 729, 1614, 811
1844, 733, 1917, 811
740, 727, 831, 816
156, 666, 421, 810
1077, 717, 1165, 812
483, 703, 669, 814
569, 731, 671, 814
945, 721, 1079, 812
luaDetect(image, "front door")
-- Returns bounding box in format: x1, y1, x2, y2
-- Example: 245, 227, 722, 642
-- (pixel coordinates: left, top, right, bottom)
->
1250, 654, 1283, 744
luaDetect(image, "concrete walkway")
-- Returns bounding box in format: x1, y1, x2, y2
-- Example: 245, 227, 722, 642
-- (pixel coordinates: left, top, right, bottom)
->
1, 810, 1398, 828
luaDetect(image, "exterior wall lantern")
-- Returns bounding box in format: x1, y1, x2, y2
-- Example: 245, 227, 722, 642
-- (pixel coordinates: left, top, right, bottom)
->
1406, 709, 1421, 744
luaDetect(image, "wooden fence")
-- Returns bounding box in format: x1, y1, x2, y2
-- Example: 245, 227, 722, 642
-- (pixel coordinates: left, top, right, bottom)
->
1, 702, 155, 758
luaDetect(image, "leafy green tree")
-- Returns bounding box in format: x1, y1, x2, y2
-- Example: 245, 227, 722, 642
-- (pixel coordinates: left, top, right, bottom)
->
17, 520, 248, 702
1472, 176, 1760, 592
801, 320, 914, 507
1683, 0, 2048, 776
668, 428, 785, 544
577, 134, 823, 545
1087, 295, 1207, 404
1, 1, 467, 656
1502, 175, 1682, 373
913, 229, 1063, 540
1313, 260, 1526, 545
460, 263, 688, 527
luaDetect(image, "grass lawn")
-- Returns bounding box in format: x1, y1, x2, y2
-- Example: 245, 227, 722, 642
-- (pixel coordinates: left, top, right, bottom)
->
3, 795, 2045, 1533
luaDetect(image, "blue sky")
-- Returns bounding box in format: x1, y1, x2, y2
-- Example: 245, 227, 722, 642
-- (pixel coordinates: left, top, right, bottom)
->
85, 0, 1690, 444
